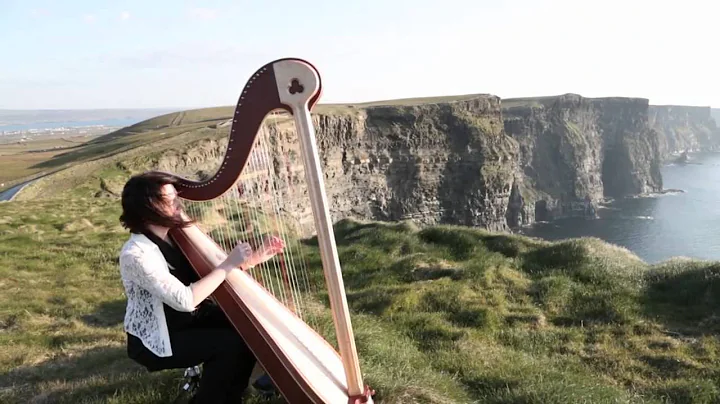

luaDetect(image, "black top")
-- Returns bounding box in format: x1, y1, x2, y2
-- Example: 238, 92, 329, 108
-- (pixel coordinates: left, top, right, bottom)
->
142, 230, 201, 331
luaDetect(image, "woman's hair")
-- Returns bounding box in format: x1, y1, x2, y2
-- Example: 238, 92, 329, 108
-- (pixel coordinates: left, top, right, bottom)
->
119, 171, 193, 233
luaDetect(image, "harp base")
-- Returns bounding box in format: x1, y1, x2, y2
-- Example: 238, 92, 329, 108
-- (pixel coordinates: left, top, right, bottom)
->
349, 385, 375, 404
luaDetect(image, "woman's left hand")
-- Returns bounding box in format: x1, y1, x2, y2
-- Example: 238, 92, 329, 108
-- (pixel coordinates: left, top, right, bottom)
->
246, 235, 285, 268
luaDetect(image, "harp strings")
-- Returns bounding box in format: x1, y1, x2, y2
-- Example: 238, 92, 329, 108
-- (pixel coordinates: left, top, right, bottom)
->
254, 112, 317, 326
181, 111, 318, 330
244, 131, 289, 306
257, 114, 307, 318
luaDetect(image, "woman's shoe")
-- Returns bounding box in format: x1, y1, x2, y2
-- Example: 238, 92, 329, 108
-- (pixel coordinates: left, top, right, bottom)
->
252, 374, 277, 397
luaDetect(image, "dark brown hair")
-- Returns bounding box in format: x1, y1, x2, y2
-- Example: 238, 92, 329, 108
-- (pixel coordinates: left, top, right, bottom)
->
119, 171, 193, 233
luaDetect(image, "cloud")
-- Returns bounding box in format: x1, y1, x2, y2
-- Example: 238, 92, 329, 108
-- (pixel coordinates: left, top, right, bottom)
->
83, 14, 96, 24
187, 8, 217, 21
30, 8, 50, 17
120, 11, 131, 21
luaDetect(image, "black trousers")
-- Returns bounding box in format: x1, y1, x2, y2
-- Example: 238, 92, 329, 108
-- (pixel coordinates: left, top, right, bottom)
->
127, 304, 257, 403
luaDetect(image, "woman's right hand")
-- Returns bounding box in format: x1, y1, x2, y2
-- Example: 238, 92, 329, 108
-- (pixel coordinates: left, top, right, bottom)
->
246, 235, 285, 268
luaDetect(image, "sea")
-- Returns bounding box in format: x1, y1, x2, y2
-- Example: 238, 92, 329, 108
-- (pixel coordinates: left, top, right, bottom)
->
521, 151, 720, 264
0, 118, 142, 132
0, 108, 179, 134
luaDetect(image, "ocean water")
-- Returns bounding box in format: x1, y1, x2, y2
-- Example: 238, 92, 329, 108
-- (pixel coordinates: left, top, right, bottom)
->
521, 152, 720, 264
0, 108, 180, 133
0, 118, 142, 132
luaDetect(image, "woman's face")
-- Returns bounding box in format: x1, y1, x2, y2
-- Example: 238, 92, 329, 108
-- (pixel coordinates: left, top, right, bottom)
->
159, 183, 179, 217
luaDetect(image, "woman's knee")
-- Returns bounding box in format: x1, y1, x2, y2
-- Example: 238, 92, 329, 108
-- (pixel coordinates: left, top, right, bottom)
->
210, 329, 254, 358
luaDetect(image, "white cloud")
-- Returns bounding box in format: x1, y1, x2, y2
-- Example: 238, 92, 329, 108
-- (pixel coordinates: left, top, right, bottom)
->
187, 8, 217, 21
30, 8, 50, 17
83, 14, 96, 24
120, 11, 131, 21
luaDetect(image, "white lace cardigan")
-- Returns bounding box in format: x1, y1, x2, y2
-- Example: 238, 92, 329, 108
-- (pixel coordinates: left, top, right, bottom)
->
119, 233, 195, 357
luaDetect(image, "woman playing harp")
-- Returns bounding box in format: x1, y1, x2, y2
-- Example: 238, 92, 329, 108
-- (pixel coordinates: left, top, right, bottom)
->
120, 58, 374, 403
118, 171, 281, 402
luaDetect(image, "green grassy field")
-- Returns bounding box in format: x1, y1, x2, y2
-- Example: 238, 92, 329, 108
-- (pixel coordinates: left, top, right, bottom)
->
1, 195, 720, 403
0, 136, 95, 190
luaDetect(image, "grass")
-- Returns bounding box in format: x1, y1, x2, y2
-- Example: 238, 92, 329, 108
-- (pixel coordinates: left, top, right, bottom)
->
2, 196, 720, 403
0, 136, 96, 190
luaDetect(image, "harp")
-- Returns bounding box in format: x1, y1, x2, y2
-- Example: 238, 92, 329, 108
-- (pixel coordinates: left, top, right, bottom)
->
163, 58, 375, 403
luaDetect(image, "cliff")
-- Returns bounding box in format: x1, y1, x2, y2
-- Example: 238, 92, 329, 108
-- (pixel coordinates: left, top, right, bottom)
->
109, 93, 664, 233
502, 94, 662, 222
134, 96, 523, 233
648, 105, 720, 159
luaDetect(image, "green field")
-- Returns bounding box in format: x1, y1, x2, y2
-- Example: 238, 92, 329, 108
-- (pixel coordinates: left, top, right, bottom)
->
2, 103, 720, 403
0, 136, 93, 190
2, 196, 720, 403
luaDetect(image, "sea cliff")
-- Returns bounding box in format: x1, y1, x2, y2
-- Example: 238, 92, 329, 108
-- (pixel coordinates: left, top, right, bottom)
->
119, 94, 663, 231
649, 105, 720, 159
503, 94, 662, 223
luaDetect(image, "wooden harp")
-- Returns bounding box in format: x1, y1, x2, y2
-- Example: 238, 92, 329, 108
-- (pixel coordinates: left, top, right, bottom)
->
164, 58, 374, 403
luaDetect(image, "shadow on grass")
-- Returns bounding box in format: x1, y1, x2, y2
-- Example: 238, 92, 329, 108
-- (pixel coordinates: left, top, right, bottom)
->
479, 233, 545, 259
1, 343, 288, 404
461, 376, 521, 400
81, 299, 127, 328
346, 289, 395, 315
29, 141, 131, 170
642, 260, 720, 335
0, 346, 187, 404
300, 219, 391, 248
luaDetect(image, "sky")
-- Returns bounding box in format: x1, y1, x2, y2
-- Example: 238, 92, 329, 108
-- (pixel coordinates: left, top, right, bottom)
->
0, 0, 718, 110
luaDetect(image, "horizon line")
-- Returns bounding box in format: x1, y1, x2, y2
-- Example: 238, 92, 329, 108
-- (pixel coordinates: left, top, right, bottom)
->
2, 92, 718, 111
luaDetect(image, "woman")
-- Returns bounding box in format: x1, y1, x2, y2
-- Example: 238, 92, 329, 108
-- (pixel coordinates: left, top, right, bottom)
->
118, 171, 282, 403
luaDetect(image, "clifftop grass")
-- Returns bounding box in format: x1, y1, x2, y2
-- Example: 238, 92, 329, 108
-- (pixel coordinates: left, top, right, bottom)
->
1, 197, 720, 403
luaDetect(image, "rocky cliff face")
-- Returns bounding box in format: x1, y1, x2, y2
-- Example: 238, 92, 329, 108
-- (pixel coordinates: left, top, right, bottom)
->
122, 94, 663, 233
136, 96, 522, 233
648, 105, 720, 159
316, 98, 521, 232
503, 94, 662, 222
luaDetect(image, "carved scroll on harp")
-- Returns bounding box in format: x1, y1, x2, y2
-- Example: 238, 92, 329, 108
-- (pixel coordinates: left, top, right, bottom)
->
162, 58, 374, 403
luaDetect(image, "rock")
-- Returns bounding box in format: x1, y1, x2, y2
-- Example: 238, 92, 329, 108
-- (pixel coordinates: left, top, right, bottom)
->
503, 94, 662, 223
314, 96, 520, 232
673, 151, 689, 165
100, 93, 666, 236
649, 105, 720, 160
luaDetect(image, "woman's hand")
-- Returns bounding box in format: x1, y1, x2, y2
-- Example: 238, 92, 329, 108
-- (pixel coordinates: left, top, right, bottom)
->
245, 235, 285, 269
220, 236, 285, 272
220, 242, 253, 271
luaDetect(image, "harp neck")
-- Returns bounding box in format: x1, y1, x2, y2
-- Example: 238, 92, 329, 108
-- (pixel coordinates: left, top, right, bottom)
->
275, 61, 366, 397
170, 58, 322, 201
